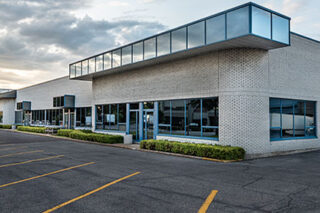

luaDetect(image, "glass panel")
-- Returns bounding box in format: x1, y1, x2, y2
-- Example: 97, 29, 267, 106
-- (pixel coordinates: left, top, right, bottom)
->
118, 104, 126, 131
188, 21, 205, 49
88, 58, 95, 73
70, 65, 76, 78
96, 105, 103, 129
82, 60, 88, 75
252, 6, 271, 39
103, 105, 109, 129
159, 101, 171, 134
281, 99, 293, 138
103, 52, 112, 70
130, 103, 139, 110
109, 104, 118, 130
85, 107, 92, 127
206, 14, 225, 44
75, 62, 82, 77
272, 14, 289, 44
203, 128, 219, 138
112, 49, 121, 68
144, 102, 154, 109
172, 27, 186, 52
306, 101, 316, 136
144, 38, 156, 60
96, 55, 103, 72
186, 99, 201, 136
133, 42, 143, 63
227, 6, 249, 39
122, 45, 132, 65
171, 100, 185, 135
157, 33, 170, 56
202, 98, 219, 127
293, 100, 305, 137
270, 98, 281, 128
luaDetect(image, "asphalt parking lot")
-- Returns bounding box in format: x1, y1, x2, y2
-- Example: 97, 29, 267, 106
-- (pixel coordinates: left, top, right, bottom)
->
0, 129, 320, 213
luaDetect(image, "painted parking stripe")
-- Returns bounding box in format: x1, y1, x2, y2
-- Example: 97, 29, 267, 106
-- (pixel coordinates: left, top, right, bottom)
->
0, 162, 95, 188
198, 190, 218, 213
0, 146, 27, 151
0, 155, 64, 168
43, 172, 141, 213
0, 150, 44, 158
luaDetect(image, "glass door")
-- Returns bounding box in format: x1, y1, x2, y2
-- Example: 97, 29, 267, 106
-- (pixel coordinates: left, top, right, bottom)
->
144, 110, 154, 140
64, 112, 69, 128
130, 110, 139, 141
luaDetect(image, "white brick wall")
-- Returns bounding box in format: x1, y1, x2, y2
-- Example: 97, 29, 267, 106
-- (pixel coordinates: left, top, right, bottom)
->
0, 99, 15, 124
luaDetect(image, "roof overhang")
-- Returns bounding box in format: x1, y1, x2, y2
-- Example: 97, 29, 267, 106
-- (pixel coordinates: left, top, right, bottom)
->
0, 90, 16, 99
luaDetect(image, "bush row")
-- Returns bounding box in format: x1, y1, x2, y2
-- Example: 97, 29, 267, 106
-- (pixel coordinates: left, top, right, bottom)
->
17, 126, 46, 133
140, 140, 245, 160
57, 129, 123, 144
0, 124, 12, 129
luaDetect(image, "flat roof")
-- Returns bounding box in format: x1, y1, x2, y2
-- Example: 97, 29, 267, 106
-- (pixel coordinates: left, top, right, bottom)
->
0, 90, 16, 99
70, 2, 291, 81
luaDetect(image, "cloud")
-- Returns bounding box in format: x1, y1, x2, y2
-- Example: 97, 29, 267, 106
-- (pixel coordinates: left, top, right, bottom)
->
0, 0, 166, 89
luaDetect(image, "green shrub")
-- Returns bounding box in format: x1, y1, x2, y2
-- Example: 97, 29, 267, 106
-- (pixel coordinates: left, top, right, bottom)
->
58, 129, 123, 144
17, 126, 46, 133
0, 124, 12, 129
79, 129, 93, 134
57, 129, 74, 137
140, 140, 245, 160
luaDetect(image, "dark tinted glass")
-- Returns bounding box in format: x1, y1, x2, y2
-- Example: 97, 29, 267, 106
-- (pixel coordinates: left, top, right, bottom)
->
186, 99, 201, 136
171, 100, 185, 135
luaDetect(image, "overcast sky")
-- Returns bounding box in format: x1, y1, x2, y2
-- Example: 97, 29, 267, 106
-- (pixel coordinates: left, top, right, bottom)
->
0, 0, 319, 89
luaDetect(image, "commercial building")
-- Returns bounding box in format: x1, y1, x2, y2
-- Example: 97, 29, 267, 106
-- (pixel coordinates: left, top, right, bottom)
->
1, 2, 320, 155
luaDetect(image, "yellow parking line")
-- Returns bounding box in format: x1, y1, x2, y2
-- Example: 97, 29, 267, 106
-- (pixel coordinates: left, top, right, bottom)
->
198, 190, 218, 213
0, 150, 44, 158
0, 146, 27, 151
43, 172, 141, 213
0, 155, 64, 168
0, 162, 95, 188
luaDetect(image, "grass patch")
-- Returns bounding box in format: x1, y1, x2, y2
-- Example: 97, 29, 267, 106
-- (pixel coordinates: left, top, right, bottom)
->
140, 140, 245, 160
17, 126, 46, 133
57, 129, 123, 144
0, 124, 12, 129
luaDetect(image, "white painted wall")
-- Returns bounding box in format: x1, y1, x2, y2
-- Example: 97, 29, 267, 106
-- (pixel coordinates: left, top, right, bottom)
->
0, 99, 15, 124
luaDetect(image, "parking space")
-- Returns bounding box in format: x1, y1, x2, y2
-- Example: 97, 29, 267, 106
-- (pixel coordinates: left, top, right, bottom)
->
1, 129, 320, 212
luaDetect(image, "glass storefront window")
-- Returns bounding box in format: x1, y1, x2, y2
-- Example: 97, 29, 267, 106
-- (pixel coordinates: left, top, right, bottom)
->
188, 21, 205, 49
186, 99, 201, 136
171, 100, 185, 135
172, 27, 186, 53
157, 33, 170, 56
227, 6, 249, 39
144, 38, 156, 60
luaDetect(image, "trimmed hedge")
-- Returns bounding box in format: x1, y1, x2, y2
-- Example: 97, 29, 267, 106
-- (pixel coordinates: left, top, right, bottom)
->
140, 140, 245, 160
0, 124, 12, 129
57, 129, 123, 144
17, 126, 46, 133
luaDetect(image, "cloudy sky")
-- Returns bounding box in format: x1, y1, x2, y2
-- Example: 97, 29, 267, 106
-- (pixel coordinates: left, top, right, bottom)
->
0, 0, 319, 89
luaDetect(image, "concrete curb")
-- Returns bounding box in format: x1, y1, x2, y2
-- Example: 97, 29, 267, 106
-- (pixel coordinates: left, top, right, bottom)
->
0, 129, 240, 163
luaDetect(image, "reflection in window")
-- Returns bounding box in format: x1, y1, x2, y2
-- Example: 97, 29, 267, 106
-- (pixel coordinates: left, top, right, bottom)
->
70, 65, 76, 78
188, 21, 205, 49
82, 60, 88, 75
227, 6, 249, 39
171, 100, 185, 135
159, 101, 170, 134
96, 103, 126, 131
272, 14, 289, 44
96, 105, 103, 129
96, 55, 103, 72
157, 33, 170, 56
112, 49, 121, 68
172, 27, 186, 52
252, 6, 271, 39
89, 58, 95, 73
104, 52, 112, 70
75, 62, 81, 77
122, 46, 132, 65
133, 42, 143, 63
270, 98, 316, 140
206, 15, 225, 44
186, 99, 201, 136
202, 98, 219, 138
144, 38, 156, 60
76, 107, 92, 127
